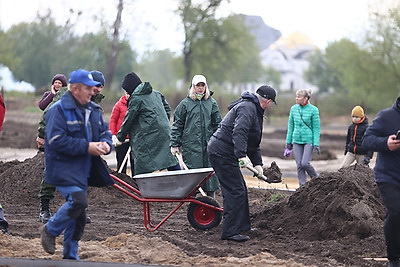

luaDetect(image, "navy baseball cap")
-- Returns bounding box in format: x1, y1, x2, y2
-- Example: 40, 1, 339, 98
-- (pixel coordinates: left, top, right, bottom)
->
69, 69, 101, 87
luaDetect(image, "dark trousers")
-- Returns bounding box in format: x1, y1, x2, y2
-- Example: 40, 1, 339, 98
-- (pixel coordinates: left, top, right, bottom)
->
115, 142, 134, 175
378, 182, 400, 260
208, 151, 250, 238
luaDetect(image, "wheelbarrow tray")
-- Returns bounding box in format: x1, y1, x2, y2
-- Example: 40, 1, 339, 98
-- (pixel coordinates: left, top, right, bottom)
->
134, 168, 214, 199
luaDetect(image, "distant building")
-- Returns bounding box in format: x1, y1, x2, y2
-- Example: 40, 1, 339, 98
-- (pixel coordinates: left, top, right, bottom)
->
260, 32, 319, 92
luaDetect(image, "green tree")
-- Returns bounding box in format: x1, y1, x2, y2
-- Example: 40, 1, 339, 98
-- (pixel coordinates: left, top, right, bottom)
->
305, 49, 342, 93
178, 0, 224, 83
138, 49, 180, 91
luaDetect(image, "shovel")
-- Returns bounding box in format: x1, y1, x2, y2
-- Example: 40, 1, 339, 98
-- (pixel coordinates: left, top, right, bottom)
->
245, 165, 270, 183
175, 153, 207, 197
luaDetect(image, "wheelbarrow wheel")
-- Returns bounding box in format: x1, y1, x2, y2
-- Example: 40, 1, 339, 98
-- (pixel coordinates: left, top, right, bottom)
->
187, 196, 222, 230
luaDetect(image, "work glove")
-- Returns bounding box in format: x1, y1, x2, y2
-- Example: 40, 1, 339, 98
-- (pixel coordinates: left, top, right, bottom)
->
238, 157, 250, 168
283, 148, 292, 157
283, 144, 292, 157
363, 157, 371, 165
313, 145, 321, 155
170, 146, 181, 156
254, 165, 264, 179
112, 135, 122, 147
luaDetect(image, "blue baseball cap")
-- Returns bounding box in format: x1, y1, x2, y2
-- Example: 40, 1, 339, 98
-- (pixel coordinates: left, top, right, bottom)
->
69, 69, 101, 87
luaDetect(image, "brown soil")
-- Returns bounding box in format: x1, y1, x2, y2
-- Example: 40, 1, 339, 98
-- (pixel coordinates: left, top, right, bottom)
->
0, 105, 387, 266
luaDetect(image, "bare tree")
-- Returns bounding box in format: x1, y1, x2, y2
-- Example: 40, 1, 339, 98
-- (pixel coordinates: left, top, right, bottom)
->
105, 0, 124, 88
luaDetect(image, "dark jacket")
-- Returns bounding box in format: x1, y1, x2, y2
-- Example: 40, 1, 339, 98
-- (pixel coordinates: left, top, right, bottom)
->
37, 87, 105, 139
345, 116, 373, 158
117, 82, 177, 175
362, 97, 400, 186
44, 91, 113, 189
208, 92, 264, 166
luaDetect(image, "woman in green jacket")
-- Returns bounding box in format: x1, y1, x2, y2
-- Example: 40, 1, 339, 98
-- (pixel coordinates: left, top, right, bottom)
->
170, 75, 222, 197
284, 89, 320, 186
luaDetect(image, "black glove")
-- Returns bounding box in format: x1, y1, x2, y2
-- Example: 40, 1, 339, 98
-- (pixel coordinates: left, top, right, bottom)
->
363, 157, 371, 165
313, 146, 320, 155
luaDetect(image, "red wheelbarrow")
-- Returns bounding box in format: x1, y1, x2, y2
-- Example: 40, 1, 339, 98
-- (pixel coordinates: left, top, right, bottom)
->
110, 168, 223, 231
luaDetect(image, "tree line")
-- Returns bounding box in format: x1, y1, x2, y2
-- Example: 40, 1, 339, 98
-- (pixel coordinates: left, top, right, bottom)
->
0, 0, 399, 116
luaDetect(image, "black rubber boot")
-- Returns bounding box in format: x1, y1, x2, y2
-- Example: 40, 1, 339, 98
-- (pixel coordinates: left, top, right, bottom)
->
39, 198, 51, 223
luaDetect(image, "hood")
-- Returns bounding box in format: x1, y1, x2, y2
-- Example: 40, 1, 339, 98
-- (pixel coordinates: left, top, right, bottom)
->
132, 82, 153, 96
227, 92, 260, 110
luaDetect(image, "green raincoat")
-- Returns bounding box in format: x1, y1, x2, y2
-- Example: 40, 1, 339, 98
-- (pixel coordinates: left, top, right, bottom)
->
117, 82, 178, 175
170, 94, 222, 192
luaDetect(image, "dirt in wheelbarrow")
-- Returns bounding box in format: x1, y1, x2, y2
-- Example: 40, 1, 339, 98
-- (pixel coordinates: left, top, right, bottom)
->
0, 152, 388, 266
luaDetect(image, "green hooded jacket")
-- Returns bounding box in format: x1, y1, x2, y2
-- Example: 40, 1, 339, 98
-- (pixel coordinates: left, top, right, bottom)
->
170, 94, 222, 191
117, 82, 177, 175
37, 87, 105, 139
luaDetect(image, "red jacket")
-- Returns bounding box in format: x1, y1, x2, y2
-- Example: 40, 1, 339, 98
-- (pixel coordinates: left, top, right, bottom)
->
109, 95, 128, 135
0, 94, 5, 131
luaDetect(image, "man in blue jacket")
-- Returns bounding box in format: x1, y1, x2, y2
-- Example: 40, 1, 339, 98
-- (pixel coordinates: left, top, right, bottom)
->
362, 97, 400, 267
40, 69, 114, 260
207, 85, 277, 242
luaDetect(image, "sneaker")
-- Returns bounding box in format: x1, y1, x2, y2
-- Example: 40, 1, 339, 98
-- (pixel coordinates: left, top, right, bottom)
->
39, 210, 51, 224
0, 225, 8, 234
40, 225, 55, 254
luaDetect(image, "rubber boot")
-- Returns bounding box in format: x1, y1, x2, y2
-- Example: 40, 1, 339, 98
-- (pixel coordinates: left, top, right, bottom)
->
39, 198, 51, 224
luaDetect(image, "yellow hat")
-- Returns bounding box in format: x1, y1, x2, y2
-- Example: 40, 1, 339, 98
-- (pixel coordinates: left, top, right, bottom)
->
351, 106, 364, 117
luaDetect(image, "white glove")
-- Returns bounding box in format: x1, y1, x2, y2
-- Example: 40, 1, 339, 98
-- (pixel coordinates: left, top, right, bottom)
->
112, 135, 122, 147
170, 146, 181, 156
238, 157, 250, 168
254, 165, 263, 179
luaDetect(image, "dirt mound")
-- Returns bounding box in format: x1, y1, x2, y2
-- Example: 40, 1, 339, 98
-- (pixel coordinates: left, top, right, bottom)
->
253, 164, 385, 241
0, 153, 387, 266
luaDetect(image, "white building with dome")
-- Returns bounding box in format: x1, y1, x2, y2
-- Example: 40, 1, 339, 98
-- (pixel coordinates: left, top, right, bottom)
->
260, 32, 319, 92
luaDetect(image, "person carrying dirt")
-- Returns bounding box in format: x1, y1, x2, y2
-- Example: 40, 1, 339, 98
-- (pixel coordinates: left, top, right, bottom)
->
39, 69, 114, 260
284, 89, 320, 186
362, 97, 400, 267
116, 72, 180, 175
340, 105, 373, 168
36, 70, 106, 224
207, 85, 277, 242
170, 74, 222, 198
109, 91, 134, 175
38, 74, 67, 111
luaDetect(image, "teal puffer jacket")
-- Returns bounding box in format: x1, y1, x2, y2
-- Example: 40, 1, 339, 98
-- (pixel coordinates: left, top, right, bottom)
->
286, 103, 320, 146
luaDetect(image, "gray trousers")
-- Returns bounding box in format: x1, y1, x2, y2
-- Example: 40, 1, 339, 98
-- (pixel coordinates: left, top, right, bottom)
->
293, 143, 318, 185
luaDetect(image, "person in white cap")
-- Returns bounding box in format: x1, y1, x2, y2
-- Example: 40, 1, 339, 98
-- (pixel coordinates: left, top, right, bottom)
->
170, 74, 222, 197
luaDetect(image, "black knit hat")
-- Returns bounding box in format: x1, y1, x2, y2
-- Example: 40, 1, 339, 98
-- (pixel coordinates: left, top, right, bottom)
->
256, 85, 277, 105
122, 72, 142, 95
51, 74, 67, 87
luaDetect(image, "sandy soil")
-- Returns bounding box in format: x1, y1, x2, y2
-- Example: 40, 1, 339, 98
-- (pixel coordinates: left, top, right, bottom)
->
0, 104, 387, 267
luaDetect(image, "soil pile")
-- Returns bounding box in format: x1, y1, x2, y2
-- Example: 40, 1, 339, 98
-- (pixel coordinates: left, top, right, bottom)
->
254, 165, 385, 241
0, 152, 387, 266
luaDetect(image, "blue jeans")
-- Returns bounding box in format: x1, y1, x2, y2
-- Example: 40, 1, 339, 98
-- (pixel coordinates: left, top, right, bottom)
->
46, 186, 87, 260
293, 143, 318, 185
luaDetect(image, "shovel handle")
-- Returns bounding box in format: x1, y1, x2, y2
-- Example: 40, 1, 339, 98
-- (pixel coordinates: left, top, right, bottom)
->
246, 165, 269, 183
175, 153, 207, 196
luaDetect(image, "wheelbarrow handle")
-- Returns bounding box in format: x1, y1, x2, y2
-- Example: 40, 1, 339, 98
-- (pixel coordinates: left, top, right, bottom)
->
246, 165, 269, 183
175, 153, 207, 197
